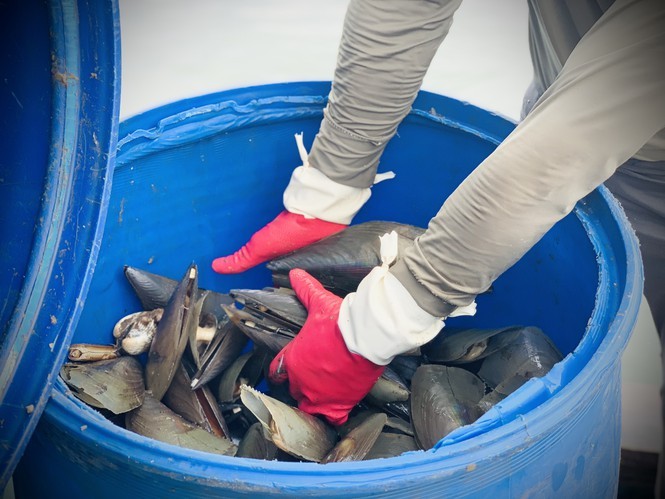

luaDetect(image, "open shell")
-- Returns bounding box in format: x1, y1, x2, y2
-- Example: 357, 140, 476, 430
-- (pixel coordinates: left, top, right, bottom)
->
162, 360, 230, 439
217, 349, 270, 403
322, 413, 387, 463
190, 317, 248, 391
410, 364, 485, 450
230, 287, 307, 330
60, 356, 144, 414
267, 221, 425, 297
125, 392, 237, 456
239, 385, 336, 462
223, 304, 297, 354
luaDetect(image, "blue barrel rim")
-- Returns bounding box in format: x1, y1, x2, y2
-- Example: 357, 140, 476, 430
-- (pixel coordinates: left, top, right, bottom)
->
0, 0, 120, 488
42, 81, 642, 491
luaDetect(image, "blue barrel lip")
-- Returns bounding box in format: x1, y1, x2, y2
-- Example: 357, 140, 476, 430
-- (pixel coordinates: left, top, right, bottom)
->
41, 81, 643, 493
0, 0, 120, 487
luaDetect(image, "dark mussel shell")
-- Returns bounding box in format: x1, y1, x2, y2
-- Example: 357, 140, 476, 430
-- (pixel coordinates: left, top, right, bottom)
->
145, 263, 200, 400
222, 304, 298, 354
190, 317, 249, 391
365, 366, 410, 405
477, 326, 563, 396
364, 433, 419, 460
322, 413, 387, 463
162, 359, 230, 439
421, 326, 524, 364
410, 364, 485, 450
124, 265, 235, 318
267, 221, 425, 296
230, 287, 307, 330
217, 349, 271, 403
388, 355, 422, 384
125, 392, 237, 456
124, 265, 183, 311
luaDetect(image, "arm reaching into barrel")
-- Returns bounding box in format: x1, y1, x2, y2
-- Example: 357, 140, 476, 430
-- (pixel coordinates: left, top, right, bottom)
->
227, 0, 665, 426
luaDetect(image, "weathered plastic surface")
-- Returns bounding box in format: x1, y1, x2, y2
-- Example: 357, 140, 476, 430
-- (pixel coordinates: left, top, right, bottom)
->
14, 82, 641, 497
0, 0, 120, 488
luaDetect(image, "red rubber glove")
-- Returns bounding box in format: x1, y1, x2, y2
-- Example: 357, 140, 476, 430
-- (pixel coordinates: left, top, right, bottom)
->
268, 269, 385, 426
212, 210, 346, 274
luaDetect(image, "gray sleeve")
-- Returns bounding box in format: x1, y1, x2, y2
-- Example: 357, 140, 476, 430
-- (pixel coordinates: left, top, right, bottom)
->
308, 0, 463, 188
393, 0, 665, 315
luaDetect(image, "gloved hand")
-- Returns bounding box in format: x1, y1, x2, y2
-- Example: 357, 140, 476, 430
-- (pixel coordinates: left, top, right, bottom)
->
268, 268, 385, 426
212, 133, 394, 275
211, 211, 346, 274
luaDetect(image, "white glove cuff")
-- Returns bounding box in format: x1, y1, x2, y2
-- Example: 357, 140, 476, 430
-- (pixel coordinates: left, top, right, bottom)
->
338, 266, 443, 366
282, 133, 394, 225
283, 165, 371, 224
338, 232, 476, 366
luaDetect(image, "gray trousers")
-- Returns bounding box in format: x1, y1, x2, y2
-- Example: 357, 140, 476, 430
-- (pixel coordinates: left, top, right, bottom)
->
308, 0, 665, 492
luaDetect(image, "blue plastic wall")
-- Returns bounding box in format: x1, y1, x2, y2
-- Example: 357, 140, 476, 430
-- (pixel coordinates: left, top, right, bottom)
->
0, 0, 120, 487
14, 82, 642, 498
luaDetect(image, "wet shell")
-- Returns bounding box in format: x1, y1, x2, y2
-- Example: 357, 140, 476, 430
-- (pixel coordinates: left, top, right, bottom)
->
364, 433, 419, 460
230, 287, 307, 330
186, 291, 209, 369
145, 263, 200, 400
125, 392, 237, 456
366, 366, 410, 404
477, 390, 506, 415
236, 422, 279, 460
267, 221, 425, 296
162, 360, 230, 439
240, 385, 336, 462
113, 309, 164, 355
67, 343, 120, 362
217, 350, 270, 403
388, 355, 421, 384
223, 304, 297, 354
124, 265, 220, 311
410, 364, 485, 450
421, 326, 524, 364
322, 413, 387, 463
60, 356, 144, 414
477, 326, 563, 395
190, 318, 248, 391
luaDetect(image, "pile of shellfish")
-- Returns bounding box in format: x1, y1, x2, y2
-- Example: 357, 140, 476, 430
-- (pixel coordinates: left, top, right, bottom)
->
60, 221, 563, 462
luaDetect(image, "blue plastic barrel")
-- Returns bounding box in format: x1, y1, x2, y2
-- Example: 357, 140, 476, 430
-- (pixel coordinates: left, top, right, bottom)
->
0, 0, 119, 488
14, 82, 642, 498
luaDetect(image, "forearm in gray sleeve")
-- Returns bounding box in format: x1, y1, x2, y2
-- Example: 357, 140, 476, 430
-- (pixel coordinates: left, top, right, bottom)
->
392, 0, 665, 316
308, 0, 463, 188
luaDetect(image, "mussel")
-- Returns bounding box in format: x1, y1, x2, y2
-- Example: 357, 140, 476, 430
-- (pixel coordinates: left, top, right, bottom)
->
145, 263, 200, 400
240, 385, 337, 462
322, 413, 387, 463
113, 309, 164, 356
162, 360, 230, 439
60, 356, 144, 414
477, 326, 563, 396
421, 326, 524, 364
267, 221, 425, 296
410, 364, 485, 450
125, 392, 237, 456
